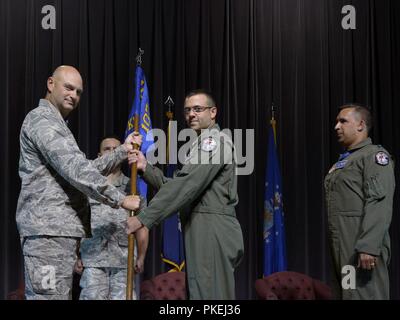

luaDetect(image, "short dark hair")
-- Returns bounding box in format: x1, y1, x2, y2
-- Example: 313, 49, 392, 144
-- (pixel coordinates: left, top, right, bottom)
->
339, 103, 372, 133
99, 134, 121, 149
185, 89, 216, 107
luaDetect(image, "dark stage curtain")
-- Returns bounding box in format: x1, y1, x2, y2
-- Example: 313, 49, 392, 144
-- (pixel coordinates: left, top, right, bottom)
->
1, 0, 399, 299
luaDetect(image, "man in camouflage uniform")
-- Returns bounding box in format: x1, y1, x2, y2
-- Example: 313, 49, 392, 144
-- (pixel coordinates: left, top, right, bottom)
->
16, 66, 140, 300
127, 90, 244, 300
325, 104, 395, 299
78, 135, 149, 300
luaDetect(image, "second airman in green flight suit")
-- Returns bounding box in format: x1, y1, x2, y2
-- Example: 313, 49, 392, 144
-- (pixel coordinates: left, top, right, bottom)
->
325, 104, 395, 299
127, 89, 244, 300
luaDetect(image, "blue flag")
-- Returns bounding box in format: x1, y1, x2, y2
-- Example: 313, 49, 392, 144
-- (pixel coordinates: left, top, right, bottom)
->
263, 124, 287, 277
162, 163, 185, 272
125, 65, 154, 198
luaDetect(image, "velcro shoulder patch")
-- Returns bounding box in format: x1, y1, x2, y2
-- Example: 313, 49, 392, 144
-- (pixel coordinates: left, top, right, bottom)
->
375, 151, 389, 166
201, 137, 218, 152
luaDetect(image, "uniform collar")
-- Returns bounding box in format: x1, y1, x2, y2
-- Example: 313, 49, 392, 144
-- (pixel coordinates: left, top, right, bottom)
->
197, 123, 220, 140
39, 98, 68, 123
347, 137, 372, 152
208, 123, 220, 131
188, 123, 219, 145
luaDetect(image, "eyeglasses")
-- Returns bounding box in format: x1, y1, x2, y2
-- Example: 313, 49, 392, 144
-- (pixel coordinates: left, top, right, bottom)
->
183, 106, 213, 115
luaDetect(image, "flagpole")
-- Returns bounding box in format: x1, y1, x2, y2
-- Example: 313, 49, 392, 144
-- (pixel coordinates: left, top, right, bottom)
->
165, 96, 174, 165
162, 96, 184, 272
164, 96, 175, 272
126, 48, 144, 300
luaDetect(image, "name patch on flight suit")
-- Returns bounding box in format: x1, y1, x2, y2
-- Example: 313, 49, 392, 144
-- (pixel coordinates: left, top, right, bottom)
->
375, 152, 389, 166
335, 160, 348, 169
201, 137, 217, 152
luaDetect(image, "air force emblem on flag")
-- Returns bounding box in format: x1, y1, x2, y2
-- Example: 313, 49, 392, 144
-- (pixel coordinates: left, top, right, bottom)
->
375, 151, 389, 166
264, 200, 274, 237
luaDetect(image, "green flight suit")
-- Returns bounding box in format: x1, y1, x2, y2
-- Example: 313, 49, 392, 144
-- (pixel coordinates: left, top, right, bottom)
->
324, 138, 395, 299
136, 124, 244, 300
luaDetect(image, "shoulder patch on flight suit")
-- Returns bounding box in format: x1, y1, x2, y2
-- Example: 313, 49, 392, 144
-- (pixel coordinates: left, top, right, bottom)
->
375, 152, 389, 166
201, 137, 218, 152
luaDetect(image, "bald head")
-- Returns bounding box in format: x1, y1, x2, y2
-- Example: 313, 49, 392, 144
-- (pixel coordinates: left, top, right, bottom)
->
52, 65, 82, 80
46, 65, 83, 118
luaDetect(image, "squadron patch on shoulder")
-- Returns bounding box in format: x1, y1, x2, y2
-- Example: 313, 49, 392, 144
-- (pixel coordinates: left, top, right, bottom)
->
201, 137, 218, 152
375, 151, 389, 166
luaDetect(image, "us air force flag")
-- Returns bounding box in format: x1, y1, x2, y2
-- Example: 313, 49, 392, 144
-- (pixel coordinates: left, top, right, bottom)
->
263, 124, 287, 276
125, 65, 154, 198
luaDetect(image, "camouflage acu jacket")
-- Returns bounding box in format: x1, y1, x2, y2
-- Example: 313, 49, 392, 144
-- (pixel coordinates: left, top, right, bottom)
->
16, 99, 127, 238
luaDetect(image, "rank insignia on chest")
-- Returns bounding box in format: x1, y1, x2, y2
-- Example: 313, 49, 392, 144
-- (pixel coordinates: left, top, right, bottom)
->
201, 137, 217, 152
335, 160, 347, 169
375, 151, 389, 166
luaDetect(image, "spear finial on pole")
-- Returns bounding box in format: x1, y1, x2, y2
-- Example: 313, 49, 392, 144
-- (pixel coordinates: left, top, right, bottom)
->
136, 48, 144, 66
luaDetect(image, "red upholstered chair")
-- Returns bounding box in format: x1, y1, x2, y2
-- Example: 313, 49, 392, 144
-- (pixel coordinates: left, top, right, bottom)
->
140, 272, 187, 300
7, 281, 25, 300
255, 271, 332, 300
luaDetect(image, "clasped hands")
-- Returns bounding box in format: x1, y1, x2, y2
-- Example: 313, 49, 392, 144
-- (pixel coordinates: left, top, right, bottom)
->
123, 131, 148, 235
